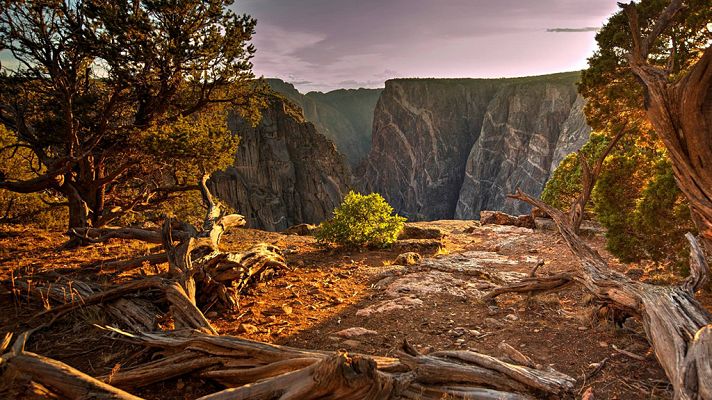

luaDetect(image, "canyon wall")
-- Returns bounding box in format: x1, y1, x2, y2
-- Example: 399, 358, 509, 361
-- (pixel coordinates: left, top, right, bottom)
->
360, 72, 591, 220
210, 96, 351, 231
267, 79, 381, 167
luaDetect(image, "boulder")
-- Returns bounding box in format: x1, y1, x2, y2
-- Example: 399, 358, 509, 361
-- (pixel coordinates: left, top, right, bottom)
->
398, 224, 444, 240
282, 223, 318, 236
393, 252, 422, 266
480, 211, 535, 228
392, 239, 442, 254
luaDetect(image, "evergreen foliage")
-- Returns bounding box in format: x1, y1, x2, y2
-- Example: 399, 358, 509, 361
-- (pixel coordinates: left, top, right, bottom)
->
316, 191, 406, 248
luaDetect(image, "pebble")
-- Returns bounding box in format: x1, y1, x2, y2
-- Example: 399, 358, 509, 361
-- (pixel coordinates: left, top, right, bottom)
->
238, 323, 259, 334
578, 326, 588, 331
485, 318, 504, 328
505, 314, 519, 322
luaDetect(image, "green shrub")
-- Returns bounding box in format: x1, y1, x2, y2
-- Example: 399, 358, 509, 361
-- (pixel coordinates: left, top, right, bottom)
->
316, 191, 406, 248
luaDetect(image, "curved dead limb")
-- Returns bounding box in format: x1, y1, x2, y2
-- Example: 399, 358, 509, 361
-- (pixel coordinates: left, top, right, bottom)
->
482, 273, 575, 301
505, 189, 712, 400
1, 332, 141, 400
70, 226, 191, 244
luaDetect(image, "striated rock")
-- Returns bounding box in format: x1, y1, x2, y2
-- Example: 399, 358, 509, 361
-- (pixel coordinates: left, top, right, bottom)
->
393, 252, 422, 266
550, 94, 591, 173
267, 79, 382, 167
360, 72, 591, 221
210, 96, 351, 231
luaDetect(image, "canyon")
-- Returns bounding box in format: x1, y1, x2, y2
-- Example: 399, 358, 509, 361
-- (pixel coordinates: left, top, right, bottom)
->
214, 72, 591, 229
361, 72, 590, 220
267, 79, 382, 168
209, 96, 351, 231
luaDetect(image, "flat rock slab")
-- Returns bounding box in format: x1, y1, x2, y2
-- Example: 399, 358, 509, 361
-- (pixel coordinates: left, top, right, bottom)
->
359, 250, 530, 316
385, 270, 493, 298
334, 327, 378, 338
355, 296, 424, 317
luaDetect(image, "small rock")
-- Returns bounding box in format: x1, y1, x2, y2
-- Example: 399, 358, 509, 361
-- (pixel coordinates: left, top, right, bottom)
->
485, 318, 504, 328
450, 327, 467, 337
455, 338, 466, 345
238, 323, 260, 334
598, 341, 608, 348
469, 329, 481, 336
578, 326, 588, 331
176, 380, 184, 390
335, 327, 378, 338
393, 252, 422, 266
504, 314, 519, 322
206, 311, 218, 318
528, 248, 539, 254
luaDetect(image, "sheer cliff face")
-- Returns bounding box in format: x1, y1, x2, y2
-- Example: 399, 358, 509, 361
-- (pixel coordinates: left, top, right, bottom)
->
210, 97, 351, 231
267, 79, 382, 168
361, 73, 590, 220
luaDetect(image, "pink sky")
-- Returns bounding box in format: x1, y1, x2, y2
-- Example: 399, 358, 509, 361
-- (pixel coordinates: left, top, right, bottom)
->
238, 0, 621, 92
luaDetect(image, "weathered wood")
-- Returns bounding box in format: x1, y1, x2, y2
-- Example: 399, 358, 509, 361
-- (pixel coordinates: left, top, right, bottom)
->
2, 351, 141, 400
483, 273, 574, 301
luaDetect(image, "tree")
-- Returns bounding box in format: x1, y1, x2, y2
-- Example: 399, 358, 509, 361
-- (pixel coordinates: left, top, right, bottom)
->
0, 0, 265, 234
580, 0, 712, 248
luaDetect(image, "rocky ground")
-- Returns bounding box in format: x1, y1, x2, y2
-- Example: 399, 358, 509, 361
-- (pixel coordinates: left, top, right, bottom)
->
1, 220, 710, 399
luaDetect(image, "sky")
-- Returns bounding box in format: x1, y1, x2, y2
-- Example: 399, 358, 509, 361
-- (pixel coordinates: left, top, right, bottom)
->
237, 0, 622, 92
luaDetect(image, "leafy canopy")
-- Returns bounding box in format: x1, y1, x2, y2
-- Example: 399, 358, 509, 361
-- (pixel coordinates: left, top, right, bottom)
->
0, 0, 265, 228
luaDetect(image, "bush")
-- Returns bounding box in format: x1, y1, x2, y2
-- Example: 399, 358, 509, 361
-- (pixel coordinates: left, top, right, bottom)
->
545, 126, 695, 271
316, 191, 406, 248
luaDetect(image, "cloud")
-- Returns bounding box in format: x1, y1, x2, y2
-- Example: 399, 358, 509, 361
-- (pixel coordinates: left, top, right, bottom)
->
546, 27, 600, 32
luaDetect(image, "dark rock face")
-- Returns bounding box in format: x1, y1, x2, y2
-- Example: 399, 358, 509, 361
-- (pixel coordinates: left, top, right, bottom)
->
267, 79, 382, 168
209, 97, 351, 231
360, 72, 591, 220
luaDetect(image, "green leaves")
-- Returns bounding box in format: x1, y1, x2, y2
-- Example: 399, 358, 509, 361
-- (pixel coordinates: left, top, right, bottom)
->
316, 191, 406, 248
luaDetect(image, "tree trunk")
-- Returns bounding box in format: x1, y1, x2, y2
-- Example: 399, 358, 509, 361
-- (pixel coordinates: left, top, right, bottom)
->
620, 1, 712, 246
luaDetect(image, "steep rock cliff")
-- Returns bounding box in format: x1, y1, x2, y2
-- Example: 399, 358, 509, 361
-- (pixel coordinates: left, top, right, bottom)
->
360, 72, 591, 220
210, 96, 351, 231
267, 79, 382, 167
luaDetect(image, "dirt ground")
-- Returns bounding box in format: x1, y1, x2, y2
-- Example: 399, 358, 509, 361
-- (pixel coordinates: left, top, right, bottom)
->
1, 220, 710, 399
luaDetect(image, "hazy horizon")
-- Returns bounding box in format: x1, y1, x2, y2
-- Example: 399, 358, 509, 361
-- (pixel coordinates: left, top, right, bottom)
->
239, 0, 621, 92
